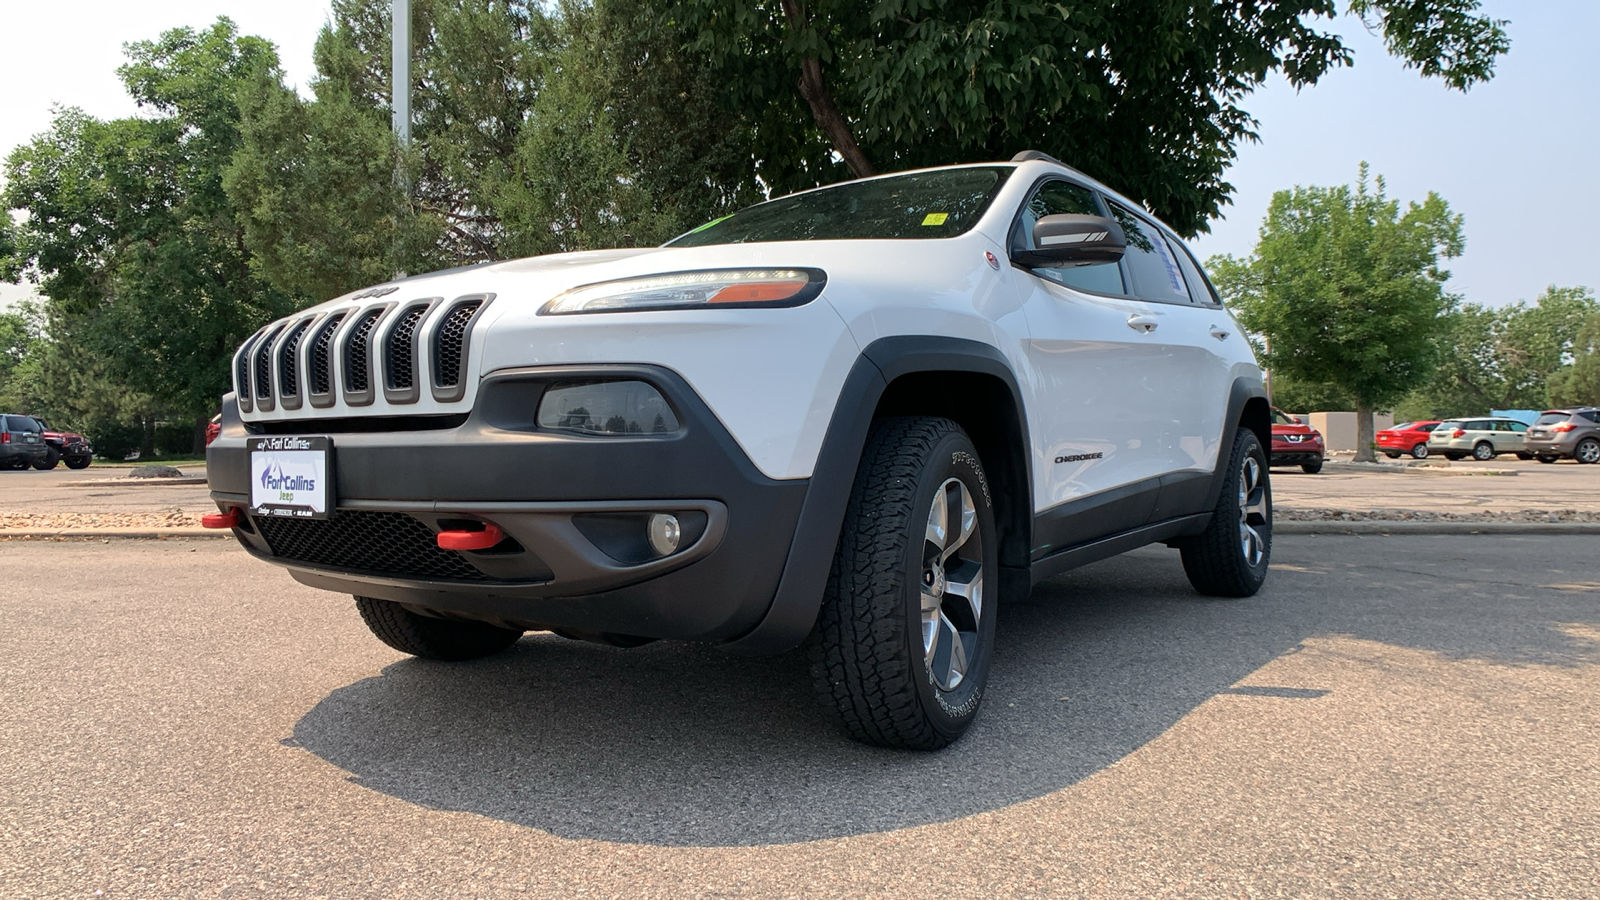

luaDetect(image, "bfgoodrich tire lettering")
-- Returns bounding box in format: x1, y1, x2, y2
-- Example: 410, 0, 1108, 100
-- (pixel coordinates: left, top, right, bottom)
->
1180, 427, 1271, 597
355, 596, 523, 660
809, 416, 998, 750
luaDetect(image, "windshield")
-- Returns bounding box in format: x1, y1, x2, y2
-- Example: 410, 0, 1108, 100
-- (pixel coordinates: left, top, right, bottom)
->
1271, 409, 1298, 426
667, 167, 1012, 247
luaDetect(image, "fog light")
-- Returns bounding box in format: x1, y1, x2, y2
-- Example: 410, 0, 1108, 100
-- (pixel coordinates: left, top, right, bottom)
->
647, 513, 681, 557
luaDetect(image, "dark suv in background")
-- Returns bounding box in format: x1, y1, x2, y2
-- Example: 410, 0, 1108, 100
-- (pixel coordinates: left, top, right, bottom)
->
1526, 408, 1600, 464
1, 414, 50, 470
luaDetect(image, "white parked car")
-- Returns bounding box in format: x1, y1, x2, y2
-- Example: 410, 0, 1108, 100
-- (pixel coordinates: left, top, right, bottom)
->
207, 152, 1272, 749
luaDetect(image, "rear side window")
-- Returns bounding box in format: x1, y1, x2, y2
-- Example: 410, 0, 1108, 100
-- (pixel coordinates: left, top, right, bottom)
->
1107, 203, 1190, 304
1583, 411, 1600, 423
1014, 180, 1125, 295
1166, 235, 1220, 305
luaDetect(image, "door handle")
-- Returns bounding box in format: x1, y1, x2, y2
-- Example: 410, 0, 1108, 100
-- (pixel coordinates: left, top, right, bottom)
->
1209, 325, 1231, 341
1127, 315, 1158, 334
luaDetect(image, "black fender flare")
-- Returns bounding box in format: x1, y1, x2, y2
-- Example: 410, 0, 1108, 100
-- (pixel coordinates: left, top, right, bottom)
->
719, 336, 1031, 655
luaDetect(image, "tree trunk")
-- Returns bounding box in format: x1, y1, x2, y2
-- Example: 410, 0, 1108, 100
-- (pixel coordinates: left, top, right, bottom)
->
780, 0, 876, 179
1354, 401, 1376, 463
140, 414, 157, 459
192, 414, 210, 456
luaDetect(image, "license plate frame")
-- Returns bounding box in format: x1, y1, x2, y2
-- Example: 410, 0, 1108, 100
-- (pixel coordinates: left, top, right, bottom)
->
249, 436, 334, 520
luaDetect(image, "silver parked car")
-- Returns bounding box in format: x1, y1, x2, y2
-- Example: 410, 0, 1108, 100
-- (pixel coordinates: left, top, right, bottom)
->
1525, 408, 1600, 464
1426, 417, 1531, 461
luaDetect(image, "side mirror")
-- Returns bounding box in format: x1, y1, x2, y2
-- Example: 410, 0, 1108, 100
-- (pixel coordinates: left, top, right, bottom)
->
1013, 214, 1126, 268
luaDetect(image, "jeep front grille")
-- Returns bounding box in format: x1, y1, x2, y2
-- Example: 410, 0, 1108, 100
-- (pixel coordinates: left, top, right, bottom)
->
233, 293, 493, 420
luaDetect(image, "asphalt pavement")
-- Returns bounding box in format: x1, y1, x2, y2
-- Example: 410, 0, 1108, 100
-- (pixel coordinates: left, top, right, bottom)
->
3, 535, 1597, 897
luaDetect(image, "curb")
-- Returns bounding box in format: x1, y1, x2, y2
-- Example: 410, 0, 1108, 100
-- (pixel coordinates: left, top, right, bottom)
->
1317, 462, 1520, 476
1277, 521, 1600, 535
62, 477, 209, 487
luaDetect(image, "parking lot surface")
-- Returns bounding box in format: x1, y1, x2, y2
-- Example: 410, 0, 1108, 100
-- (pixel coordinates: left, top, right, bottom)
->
3, 536, 1596, 897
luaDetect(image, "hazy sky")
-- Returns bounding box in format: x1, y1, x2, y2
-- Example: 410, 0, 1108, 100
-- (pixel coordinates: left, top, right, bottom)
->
2, 0, 1595, 310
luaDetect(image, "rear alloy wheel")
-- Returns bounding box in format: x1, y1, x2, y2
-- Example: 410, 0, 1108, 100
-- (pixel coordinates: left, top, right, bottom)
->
810, 416, 998, 750
1472, 441, 1496, 461
1575, 438, 1600, 465
1180, 427, 1271, 598
1411, 443, 1430, 460
355, 596, 523, 661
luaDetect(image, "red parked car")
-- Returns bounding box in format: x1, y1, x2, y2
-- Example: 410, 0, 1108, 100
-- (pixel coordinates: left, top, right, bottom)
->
1270, 408, 1325, 474
1377, 421, 1442, 459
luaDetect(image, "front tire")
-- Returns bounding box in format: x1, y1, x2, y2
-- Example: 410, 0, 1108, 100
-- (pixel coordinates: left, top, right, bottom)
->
1301, 460, 1323, 474
1180, 427, 1271, 598
64, 455, 91, 470
1411, 443, 1430, 460
1472, 441, 1496, 461
354, 597, 523, 661
32, 449, 60, 470
809, 416, 998, 751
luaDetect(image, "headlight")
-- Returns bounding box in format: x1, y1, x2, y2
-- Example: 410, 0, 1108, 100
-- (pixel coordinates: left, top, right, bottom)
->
537, 380, 681, 435
540, 268, 826, 315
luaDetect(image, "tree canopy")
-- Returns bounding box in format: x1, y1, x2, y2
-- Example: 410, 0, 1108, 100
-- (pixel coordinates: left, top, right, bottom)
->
666, 0, 1509, 235
3, 19, 298, 433
1210, 163, 1464, 460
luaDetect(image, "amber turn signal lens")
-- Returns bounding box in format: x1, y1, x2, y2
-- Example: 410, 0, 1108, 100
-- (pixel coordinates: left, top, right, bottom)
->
707, 281, 809, 304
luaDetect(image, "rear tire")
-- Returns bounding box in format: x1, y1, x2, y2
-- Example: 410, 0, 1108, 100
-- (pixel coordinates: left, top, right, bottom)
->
1472, 441, 1495, 461
355, 597, 523, 661
809, 416, 998, 751
1576, 439, 1600, 465
1181, 427, 1271, 598
1515, 452, 1534, 461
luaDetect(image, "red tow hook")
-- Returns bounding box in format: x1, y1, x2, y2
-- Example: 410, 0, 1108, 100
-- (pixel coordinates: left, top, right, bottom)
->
201, 509, 241, 529
437, 522, 504, 551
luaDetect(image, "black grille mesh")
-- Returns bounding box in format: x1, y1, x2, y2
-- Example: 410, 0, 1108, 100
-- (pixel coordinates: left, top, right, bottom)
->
253, 510, 490, 582
253, 327, 278, 400
278, 320, 312, 397
386, 306, 429, 391
433, 300, 482, 387
308, 312, 346, 396
344, 310, 383, 394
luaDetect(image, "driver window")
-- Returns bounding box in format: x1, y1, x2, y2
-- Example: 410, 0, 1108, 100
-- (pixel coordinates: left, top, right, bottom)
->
1014, 181, 1125, 295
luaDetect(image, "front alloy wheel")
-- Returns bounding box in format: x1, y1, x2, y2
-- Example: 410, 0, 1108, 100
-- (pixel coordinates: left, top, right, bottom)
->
1576, 438, 1600, 465
811, 416, 998, 750
1411, 443, 1430, 459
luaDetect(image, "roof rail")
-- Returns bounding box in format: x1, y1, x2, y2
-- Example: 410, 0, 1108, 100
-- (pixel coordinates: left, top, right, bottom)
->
1011, 150, 1066, 166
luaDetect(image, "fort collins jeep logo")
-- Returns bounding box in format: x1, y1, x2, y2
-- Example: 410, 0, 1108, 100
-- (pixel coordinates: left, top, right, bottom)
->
248, 436, 333, 519
1054, 451, 1104, 464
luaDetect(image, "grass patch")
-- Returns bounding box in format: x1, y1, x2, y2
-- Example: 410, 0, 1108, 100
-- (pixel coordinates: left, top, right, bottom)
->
94, 456, 207, 468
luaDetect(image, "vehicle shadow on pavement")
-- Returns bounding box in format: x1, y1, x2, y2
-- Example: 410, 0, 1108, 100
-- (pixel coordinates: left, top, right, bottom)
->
291, 537, 1600, 847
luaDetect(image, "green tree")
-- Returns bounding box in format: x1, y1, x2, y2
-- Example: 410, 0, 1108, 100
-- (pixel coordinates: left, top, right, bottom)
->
1211, 164, 1464, 461
4, 20, 298, 444
666, 0, 1509, 234
228, 0, 764, 301
1546, 308, 1600, 408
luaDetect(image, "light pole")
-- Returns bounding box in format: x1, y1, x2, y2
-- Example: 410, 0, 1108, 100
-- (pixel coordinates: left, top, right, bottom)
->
392, 0, 411, 145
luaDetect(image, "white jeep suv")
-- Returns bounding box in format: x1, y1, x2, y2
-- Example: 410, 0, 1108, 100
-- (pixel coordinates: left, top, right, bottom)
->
207, 152, 1272, 750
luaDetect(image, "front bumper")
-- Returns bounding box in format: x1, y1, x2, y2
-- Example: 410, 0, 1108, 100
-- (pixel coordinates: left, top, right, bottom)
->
1269, 440, 1323, 465
207, 366, 809, 642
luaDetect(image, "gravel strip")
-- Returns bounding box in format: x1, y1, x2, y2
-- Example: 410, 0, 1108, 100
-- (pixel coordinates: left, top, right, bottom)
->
1276, 507, 1600, 523
0, 512, 202, 530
